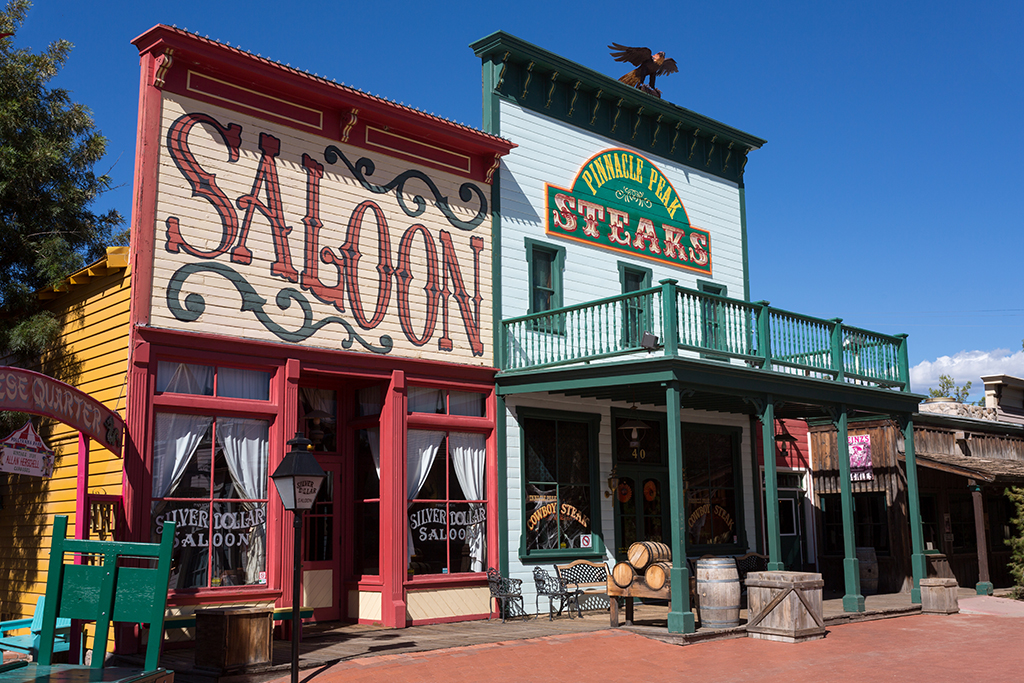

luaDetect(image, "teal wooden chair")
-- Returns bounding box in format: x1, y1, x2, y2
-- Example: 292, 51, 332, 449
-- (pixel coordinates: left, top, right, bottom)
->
35, 515, 176, 674
0, 595, 75, 662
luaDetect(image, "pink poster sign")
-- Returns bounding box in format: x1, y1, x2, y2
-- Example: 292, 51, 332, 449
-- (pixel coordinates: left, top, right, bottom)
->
849, 434, 873, 481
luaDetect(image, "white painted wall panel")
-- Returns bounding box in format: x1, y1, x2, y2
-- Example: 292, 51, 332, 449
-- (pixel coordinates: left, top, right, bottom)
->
498, 101, 745, 322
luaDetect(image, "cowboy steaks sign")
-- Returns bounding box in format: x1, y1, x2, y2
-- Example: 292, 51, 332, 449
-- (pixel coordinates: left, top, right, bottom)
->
545, 149, 711, 274
151, 96, 491, 365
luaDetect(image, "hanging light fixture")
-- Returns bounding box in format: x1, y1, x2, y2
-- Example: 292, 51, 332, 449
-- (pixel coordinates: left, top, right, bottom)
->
618, 403, 650, 449
775, 425, 798, 457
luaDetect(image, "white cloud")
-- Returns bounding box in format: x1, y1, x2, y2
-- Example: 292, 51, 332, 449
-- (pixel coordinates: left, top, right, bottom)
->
910, 348, 1024, 399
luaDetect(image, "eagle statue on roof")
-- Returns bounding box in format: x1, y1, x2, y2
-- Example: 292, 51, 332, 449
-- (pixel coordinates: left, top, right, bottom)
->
608, 43, 678, 98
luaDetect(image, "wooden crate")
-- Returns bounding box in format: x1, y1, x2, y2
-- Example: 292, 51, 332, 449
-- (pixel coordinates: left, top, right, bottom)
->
195, 607, 273, 672
745, 571, 825, 643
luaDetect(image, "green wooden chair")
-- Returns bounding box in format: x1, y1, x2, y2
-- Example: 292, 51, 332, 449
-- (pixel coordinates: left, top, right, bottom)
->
0, 595, 76, 662
36, 515, 176, 674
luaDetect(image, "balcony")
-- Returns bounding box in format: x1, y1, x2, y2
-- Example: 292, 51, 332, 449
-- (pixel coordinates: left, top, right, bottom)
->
500, 279, 909, 394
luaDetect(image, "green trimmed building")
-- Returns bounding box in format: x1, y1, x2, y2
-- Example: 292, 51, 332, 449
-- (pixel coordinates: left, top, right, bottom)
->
471, 32, 927, 632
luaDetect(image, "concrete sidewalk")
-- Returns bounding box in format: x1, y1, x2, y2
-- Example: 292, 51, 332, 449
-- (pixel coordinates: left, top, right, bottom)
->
276, 610, 1024, 683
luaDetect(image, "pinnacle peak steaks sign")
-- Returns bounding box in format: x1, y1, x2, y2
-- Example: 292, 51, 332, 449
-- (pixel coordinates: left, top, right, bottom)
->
545, 149, 711, 275
151, 95, 491, 365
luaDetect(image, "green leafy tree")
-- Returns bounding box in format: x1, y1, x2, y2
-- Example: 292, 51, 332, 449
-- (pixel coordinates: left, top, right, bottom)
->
1007, 487, 1024, 599
0, 0, 125, 436
928, 374, 972, 403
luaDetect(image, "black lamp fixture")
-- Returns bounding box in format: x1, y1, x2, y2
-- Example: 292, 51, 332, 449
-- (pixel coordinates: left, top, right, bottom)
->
271, 433, 327, 683
618, 402, 650, 449
604, 465, 620, 498
640, 331, 659, 351
775, 425, 798, 457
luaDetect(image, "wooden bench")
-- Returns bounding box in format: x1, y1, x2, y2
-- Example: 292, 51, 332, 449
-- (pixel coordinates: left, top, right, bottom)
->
555, 560, 610, 614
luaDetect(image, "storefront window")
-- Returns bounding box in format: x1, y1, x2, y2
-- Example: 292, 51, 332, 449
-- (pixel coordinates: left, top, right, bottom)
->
408, 387, 485, 417
152, 414, 269, 590
299, 387, 337, 452
407, 431, 487, 574
522, 414, 596, 552
156, 361, 270, 400
684, 428, 739, 547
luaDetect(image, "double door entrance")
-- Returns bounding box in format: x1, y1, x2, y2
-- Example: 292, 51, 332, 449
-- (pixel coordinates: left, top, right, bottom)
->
613, 411, 669, 559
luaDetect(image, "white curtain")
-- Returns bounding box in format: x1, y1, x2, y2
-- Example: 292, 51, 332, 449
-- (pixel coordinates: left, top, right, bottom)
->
406, 430, 445, 561
219, 367, 270, 400
449, 391, 484, 417
358, 386, 381, 417
357, 388, 381, 477
450, 433, 486, 572
216, 418, 269, 584
153, 413, 213, 498
156, 361, 213, 395
301, 387, 335, 415
408, 387, 444, 413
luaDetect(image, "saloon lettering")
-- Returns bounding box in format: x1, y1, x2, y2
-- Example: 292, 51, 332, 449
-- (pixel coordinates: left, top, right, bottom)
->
409, 506, 486, 542
545, 149, 712, 275
155, 505, 267, 549
163, 112, 486, 356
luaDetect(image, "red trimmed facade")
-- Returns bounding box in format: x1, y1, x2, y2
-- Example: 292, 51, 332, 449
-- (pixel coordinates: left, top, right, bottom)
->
126, 26, 514, 630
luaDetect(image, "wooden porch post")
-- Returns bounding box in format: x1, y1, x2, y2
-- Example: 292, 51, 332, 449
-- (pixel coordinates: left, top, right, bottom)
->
759, 398, 783, 570
833, 405, 865, 612
969, 480, 993, 595
380, 369, 408, 627
665, 379, 695, 634
901, 415, 926, 603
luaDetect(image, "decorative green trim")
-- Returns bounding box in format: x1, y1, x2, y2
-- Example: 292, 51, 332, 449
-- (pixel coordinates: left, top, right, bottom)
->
515, 406, 604, 561
664, 381, 695, 633
833, 405, 866, 612
618, 261, 653, 292
497, 394, 508, 576
739, 187, 750, 300
748, 414, 764, 554
524, 237, 566, 317
470, 32, 765, 186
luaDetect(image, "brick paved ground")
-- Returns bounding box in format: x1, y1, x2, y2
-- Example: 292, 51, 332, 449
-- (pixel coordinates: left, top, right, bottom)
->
273, 610, 1024, 683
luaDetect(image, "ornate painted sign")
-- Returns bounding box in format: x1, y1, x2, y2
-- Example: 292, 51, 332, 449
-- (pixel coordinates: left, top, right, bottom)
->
153, 95, 492, 365
0, 421, 55, 478
0, 367, 123, 455
545, 149, 711, 274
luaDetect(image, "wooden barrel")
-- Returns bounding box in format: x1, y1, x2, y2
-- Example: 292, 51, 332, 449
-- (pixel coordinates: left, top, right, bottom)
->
696, 556, 740, 629
644, 561, 672, 591
857, 547, 879, 595
612, 561, 636, 588
627, 541, 671, 572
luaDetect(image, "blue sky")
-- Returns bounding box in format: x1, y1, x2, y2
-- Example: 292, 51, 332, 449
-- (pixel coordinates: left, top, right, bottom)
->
10, 0, 1023, 400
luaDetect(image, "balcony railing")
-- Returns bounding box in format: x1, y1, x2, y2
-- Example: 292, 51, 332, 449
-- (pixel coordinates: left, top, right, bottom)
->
501, 279, 909, 391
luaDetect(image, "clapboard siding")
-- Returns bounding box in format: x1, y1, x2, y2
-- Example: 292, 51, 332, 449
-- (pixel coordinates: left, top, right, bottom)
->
149, 95, 493, 366
499, 101, 744, 325
0, 264, 130, 621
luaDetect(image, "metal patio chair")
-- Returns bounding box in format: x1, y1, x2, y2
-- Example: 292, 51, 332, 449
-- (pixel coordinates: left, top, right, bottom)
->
533, 567, 581, 620
487, 568, 526, 622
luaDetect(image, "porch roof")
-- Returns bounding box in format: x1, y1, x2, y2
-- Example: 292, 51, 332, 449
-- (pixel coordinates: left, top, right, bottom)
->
900, 451, 1024, 485
496, 355, 923, 420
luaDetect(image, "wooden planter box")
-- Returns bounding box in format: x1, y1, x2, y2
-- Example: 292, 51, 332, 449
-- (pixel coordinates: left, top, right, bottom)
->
920, 578, 959, 614
745, 571, 825, 643
195, 606, 273, 673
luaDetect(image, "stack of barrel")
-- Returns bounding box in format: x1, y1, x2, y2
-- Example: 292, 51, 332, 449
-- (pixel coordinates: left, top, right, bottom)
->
611, 541, 673, 593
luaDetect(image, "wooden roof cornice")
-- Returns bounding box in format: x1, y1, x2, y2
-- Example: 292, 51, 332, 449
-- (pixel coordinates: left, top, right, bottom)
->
470, 31, 765, 184
900, 450, 1024, 485
132, 25, 515, 182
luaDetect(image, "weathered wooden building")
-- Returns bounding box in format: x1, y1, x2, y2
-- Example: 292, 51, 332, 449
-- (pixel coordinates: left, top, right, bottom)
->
809, 388, 1024, 595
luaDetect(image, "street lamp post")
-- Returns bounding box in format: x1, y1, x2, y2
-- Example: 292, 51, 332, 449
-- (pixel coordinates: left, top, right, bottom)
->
271, 433, 327, 683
